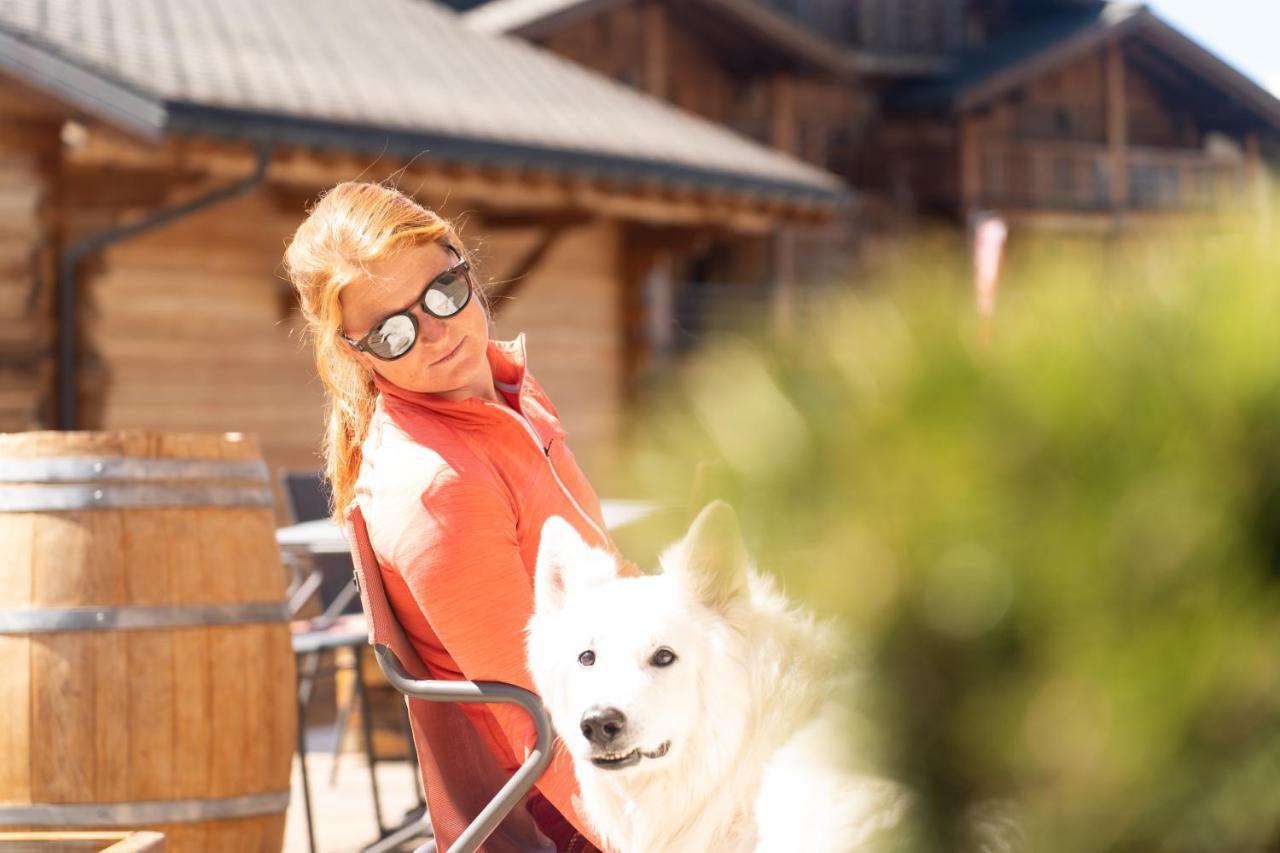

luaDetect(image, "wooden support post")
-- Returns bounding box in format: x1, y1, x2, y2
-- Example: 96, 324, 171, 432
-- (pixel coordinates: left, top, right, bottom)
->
644, 252, 676, 367
642, 1, 668, 101
1106, 40, 1129, 212
773, 226, 797, 335
959, 114, 981, 219
1245, 131, 1271, 228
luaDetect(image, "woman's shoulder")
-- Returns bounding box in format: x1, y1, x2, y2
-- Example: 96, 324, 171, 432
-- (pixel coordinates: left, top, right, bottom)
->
357, 405, 512, 528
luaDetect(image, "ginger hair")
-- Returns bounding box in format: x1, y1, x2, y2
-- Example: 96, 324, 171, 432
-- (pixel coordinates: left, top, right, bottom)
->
283, 181, 464, 518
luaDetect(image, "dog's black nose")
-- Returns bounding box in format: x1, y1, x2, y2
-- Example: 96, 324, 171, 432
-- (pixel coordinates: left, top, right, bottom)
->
580, 706, 627, 747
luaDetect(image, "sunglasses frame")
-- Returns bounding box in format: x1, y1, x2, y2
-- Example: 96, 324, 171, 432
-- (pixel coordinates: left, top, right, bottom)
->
341, 247, 474, 362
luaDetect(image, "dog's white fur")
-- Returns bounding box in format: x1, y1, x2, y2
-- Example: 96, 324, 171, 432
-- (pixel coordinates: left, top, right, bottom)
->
527, 502, 906, 852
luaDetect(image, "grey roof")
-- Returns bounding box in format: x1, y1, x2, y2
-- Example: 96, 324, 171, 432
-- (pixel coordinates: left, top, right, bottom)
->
0, 0, 847, 208
893, 3, 1280, 128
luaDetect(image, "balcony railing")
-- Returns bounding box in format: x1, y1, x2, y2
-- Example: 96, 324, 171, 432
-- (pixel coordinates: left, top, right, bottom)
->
977, 140, 1248, 213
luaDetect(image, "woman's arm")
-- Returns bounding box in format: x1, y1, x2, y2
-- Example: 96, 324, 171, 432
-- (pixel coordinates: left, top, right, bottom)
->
384, 474, 601, 845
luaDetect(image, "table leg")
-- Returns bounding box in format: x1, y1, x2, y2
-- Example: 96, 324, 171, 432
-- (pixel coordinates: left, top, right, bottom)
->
353, 647, 387, 835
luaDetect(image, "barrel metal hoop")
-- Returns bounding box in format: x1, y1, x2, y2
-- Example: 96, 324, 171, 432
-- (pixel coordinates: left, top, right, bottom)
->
0, 602, 290, 634
0, 456, 269, 484
0, 790, 291, 826
0, 484, 274, 512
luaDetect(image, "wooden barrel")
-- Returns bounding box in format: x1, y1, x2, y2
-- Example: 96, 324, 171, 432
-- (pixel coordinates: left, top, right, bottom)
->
0, 432, 296, 852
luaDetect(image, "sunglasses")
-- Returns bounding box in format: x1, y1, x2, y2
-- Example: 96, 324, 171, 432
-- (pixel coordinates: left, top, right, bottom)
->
341, 250, 474, 361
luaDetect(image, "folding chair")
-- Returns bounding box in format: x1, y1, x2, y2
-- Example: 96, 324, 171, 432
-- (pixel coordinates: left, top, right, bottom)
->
344, 505, 558, 853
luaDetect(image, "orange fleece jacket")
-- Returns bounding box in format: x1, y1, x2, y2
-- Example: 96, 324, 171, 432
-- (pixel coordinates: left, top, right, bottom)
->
354, 336, 633, 847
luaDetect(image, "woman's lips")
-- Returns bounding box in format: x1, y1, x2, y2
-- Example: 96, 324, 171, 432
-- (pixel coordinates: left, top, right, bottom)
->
430, 338, 465, 367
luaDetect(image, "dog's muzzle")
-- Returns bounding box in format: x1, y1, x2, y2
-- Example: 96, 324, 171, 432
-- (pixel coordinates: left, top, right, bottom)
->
580, 706, 670, 769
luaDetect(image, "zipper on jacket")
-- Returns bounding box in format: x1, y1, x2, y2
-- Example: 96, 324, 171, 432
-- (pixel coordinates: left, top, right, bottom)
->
485, 402, 611, 546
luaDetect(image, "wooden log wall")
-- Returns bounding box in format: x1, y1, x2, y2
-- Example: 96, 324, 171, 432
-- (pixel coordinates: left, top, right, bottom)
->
482, 219, 625, 481
65, 164, 631, 489
960, 47, 1205, 150
0, 83, 64, 431
63, 178, 328, 483
536, 0, 742, 130
538, 2, 649, 90
664, 19, 741, 127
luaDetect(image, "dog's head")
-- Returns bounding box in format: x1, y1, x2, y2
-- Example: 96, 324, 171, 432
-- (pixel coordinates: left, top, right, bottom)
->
528, 501, 754, 778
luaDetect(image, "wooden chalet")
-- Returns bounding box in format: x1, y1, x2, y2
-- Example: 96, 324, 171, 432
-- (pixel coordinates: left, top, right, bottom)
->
0, 0, 846, 482
463, 0, 1280, 235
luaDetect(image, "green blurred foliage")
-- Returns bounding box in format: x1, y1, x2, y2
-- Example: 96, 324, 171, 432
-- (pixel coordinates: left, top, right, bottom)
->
624, 222, 1280, 851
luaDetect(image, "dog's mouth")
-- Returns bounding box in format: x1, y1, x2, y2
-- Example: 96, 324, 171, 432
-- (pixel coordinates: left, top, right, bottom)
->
589, 741, 670, 770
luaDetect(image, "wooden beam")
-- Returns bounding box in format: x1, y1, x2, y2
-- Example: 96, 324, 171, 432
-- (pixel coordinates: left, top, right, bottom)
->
772, 226, 796, 334
1106, 40, 1130, 210
485, 223, 579, 309
1244, 131, 1271, 226
475, 209, 594, 230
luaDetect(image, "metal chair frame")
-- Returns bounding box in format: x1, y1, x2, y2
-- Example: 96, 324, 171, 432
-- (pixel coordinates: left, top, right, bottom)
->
370, 645, 555, 853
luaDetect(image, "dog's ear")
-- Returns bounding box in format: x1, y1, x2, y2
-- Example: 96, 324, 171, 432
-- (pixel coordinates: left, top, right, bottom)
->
669, 500, 749, 610
535, 516, 618, 614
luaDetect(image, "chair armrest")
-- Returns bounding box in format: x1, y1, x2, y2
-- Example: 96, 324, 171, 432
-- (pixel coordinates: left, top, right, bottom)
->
372, 644, 554, 853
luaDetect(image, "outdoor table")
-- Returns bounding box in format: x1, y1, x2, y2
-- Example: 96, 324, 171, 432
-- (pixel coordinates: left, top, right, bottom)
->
276, 498, 662, 556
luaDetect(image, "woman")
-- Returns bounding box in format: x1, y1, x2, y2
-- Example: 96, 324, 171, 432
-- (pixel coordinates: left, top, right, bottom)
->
284, 182, 631, 851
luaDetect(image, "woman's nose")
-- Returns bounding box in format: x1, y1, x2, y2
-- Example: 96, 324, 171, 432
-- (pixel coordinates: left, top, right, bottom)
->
415, 310, 449, 345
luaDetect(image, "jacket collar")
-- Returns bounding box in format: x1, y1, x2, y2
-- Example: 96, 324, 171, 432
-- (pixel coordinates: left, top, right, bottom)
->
372, 335, 566, 445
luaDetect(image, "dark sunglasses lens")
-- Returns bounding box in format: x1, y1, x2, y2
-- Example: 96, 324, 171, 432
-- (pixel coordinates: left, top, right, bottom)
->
365, 313, 417, 359
422, 270, 470, 317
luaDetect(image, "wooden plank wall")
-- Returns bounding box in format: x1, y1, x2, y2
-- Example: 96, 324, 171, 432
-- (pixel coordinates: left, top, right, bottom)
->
663, 20, 740, 126
482, 219, 624, 481
0, 84, 63, 431
48, 150, 632, 500
1125, 65, 1197, 148
879, 44, 1227, 220
69, 186, 327, 480
962, 48, 1202, 149
537, 2, 647, 89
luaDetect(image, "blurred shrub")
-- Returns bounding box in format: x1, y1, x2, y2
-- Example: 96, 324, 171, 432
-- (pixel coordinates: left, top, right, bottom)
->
626, 224, 1280, 851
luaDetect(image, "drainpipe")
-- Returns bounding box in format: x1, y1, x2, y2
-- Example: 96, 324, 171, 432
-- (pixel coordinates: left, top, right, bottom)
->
56, 145, 272, 429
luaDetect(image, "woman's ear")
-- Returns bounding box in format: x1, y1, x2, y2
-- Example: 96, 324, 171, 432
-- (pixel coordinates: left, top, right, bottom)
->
535, 516, 619, 614
664, 501, 750, 611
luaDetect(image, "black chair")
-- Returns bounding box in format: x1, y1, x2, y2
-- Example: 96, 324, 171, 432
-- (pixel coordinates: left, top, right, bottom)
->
281, 469, 425, 852
281, 469, 362, 619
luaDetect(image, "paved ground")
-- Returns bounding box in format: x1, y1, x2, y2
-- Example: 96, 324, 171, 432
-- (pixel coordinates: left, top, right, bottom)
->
284, 724, 429, 853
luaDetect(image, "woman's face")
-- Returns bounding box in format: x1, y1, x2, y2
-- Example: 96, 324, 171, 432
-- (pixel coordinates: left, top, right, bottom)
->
339, 241, 493, 400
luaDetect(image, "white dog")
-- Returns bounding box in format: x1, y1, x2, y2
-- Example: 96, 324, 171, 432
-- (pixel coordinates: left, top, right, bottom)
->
527, 501, 907, 852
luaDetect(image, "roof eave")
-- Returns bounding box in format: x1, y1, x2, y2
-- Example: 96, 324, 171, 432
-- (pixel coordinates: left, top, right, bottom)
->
947, 7, 1280, 131
165, 103, 851, 214
0, 24, 167, 139
952, 8, 1146, 114
1135, 14, 1280, 131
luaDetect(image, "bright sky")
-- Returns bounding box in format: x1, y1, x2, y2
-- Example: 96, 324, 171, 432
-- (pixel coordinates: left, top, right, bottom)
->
1148, 0, 1280, 96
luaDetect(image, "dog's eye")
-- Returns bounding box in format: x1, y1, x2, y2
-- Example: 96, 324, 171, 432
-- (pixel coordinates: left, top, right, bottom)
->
578, 650, 596, 667
650, 648, 677, 668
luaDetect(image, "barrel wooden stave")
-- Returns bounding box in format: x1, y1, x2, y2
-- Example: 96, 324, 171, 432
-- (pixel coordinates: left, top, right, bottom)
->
0, 431, 295, 853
